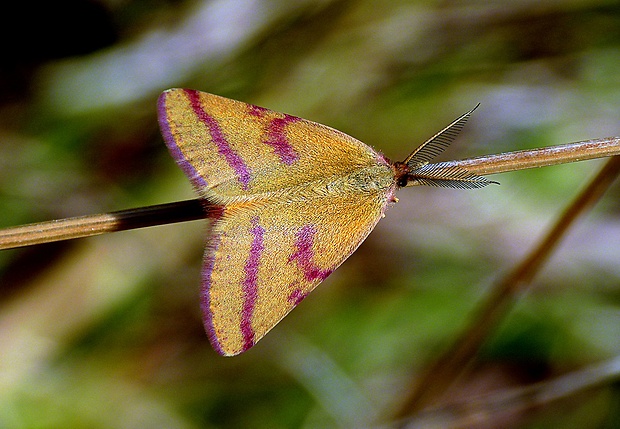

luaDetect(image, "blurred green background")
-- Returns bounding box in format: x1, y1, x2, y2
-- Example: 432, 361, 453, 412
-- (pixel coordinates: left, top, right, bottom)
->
1, 1, 619, 428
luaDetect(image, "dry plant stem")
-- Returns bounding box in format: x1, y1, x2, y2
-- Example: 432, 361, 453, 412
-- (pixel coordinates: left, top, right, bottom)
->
0, 199, 207, 250
395, 155, 620, 418
401, 354, 620, 429
433, 136, 620, 177
0, 137, 618, 251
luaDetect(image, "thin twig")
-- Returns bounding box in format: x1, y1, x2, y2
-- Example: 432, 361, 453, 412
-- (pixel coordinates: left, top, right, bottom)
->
394, 155, 620, 417
0, 137, 618, 251
430, 136, 620, 177
399, 354, 620, 429
0, 200, 208, 250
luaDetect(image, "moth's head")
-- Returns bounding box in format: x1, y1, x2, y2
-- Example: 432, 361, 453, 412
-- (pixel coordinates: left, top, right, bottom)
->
393, 161, 411, 189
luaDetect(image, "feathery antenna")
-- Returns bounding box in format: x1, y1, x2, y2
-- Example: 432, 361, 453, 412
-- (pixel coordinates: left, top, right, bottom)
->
402, 104, 497, 189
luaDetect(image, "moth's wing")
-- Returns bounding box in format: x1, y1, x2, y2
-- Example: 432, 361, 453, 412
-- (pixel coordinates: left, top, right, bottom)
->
157, 88, 386, 200
203, 189, 391, 356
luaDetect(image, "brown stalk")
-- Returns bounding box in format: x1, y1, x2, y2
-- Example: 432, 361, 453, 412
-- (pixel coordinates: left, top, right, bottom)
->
0, 200, 207, 250
394, 155, 620, 419
0, 137, 618, 251
438, 136, 620, 176
400, 354, 620, 429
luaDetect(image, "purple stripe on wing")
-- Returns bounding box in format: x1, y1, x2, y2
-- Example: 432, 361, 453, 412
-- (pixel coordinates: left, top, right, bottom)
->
265, 114, 300, 165
240, 216, 265, 352
157, 92, 209, 189
289, 224, 332, 282
200, 215, 226, 355
184, 89, 252, 190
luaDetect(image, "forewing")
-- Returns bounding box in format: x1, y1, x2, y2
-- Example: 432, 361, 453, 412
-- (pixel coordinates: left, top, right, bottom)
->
203, 191, 390, 356
157, 89, 386, 201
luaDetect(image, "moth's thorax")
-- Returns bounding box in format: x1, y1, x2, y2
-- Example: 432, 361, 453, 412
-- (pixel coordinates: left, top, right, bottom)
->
346, 163, 395, 192
210, 163, 397, 204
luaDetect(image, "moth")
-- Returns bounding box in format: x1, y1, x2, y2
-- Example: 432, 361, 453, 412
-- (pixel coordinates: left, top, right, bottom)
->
158, 89, 493, 356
